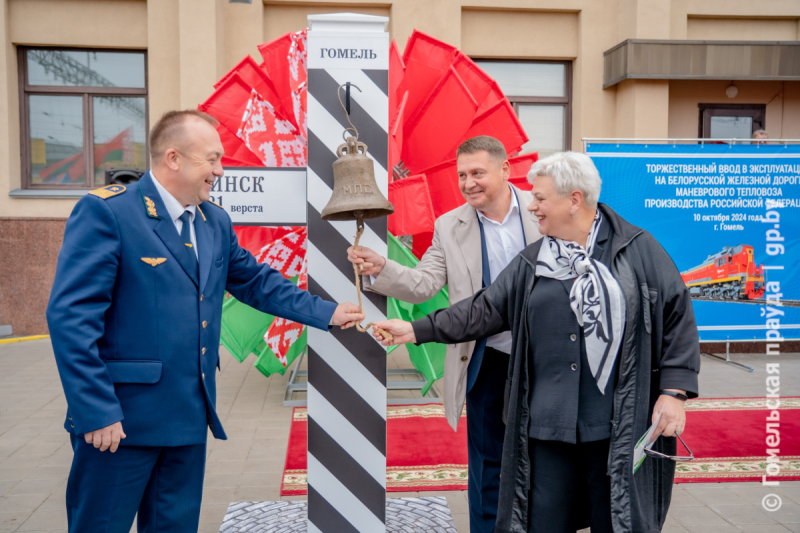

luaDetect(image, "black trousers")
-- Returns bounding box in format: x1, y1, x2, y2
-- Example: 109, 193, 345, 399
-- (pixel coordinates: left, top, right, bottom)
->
528, 438, 613, 533
466, 347, 509, 533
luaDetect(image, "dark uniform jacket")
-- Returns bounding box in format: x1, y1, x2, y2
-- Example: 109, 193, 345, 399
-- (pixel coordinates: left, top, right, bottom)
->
412, 204, 701, 533
47, 173, 336, 447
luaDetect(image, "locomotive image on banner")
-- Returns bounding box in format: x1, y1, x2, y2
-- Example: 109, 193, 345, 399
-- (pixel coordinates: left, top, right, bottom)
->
585, 142, 800, 342
681, 244, 765, 301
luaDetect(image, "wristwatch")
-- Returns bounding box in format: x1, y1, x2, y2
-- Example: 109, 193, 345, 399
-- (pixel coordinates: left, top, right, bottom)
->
660, 390, 688, 401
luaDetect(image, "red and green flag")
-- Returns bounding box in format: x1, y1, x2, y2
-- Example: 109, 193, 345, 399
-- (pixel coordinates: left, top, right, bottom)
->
386, 233, 448, 395
220, 227, 450, 393
220, 227, 308, 377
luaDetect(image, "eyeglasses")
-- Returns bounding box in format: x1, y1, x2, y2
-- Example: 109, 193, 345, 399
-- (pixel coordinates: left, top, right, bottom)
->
644, 433, 694, 462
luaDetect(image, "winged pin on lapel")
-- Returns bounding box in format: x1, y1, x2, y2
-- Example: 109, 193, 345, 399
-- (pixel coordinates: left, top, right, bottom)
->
141, 258, 167, 267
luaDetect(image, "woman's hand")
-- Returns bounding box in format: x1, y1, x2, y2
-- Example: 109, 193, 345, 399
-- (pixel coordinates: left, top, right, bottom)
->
371, 319, 415, 346
652, 390, 687, 438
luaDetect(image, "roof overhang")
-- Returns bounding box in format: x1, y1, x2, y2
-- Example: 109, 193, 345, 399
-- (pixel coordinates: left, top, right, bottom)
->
603, 39, 800, 89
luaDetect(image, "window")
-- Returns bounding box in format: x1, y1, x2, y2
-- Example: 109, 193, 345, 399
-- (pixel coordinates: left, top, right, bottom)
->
19, 48, 148, 189
474, 60, 572, 158
699, 104, 765, 140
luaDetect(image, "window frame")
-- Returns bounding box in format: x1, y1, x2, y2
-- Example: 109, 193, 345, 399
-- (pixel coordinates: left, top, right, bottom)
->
18, 46, 149, 190
698, 103, 765, 139
471, 58, 573, 153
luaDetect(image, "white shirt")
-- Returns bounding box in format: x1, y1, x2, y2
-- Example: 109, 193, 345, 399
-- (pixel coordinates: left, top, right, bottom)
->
476, 186, 526, 354
152, 174, 198, 259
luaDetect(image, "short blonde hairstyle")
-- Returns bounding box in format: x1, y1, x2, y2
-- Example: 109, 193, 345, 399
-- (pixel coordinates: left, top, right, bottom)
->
527, 151, 602, 209
149, 110, 219, 161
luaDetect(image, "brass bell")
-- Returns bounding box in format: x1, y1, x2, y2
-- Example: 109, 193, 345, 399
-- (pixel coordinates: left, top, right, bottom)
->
321, 136, 394, 221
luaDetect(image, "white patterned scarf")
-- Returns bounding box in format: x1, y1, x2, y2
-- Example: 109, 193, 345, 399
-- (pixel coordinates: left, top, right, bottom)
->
534, 212, 626, 393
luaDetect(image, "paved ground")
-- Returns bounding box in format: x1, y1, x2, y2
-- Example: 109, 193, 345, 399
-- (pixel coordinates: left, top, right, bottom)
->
0, 337, 798, 532
218, 497, 458, 532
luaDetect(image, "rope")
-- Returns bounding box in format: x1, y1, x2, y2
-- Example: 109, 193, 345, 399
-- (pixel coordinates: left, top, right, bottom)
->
353, 217, 393, 342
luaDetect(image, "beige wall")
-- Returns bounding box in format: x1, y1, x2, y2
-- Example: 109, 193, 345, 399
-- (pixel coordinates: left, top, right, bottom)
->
687, 17, 800, 41
460, 9, 579, 60
9, 0, 148, 49
224, 0, 264, 73
669, 80, 800, 139
263, 2, 391, 43
148, 0, 181, 117
0, 0, 799, 222
0, 1, 16, 216
670, 0, 800, 39
617, 80, 670, 138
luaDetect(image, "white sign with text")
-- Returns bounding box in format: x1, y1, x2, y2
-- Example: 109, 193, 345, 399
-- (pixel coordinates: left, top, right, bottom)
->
212, 167, 307, 225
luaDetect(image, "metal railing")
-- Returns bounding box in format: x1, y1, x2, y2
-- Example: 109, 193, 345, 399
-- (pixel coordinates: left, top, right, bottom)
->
583, 138, 800, 150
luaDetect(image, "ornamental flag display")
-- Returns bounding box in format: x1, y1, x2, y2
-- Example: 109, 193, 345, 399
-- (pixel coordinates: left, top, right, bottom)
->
238, 89, 306, 167
202, 28, 536, 380
219, 226, 308, 376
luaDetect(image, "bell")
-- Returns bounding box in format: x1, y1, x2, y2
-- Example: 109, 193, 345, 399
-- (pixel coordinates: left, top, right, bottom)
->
321, 136, 394, 221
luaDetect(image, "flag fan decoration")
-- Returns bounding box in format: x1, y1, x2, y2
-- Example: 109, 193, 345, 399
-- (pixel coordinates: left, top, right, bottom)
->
202, 29, 537, 386
389, 31, 539, 257
219, 226, 308, 377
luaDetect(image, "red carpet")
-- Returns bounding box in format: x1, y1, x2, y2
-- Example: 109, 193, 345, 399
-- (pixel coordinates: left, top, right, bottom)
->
676, 397, 800, 483
281, 404, 467, 495
281, 398, 799, 495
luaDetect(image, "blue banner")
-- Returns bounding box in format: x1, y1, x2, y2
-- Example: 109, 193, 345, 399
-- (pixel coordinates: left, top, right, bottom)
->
586, 143, 800, 342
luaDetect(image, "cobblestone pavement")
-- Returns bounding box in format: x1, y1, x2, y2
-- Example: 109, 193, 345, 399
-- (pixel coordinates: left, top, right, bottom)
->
219, 501, 307, 532
0, 338, 799, 532
219, 497, 457, 532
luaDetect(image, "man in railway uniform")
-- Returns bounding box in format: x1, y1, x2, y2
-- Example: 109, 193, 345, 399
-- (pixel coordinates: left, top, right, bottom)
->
47, 110, 363, 533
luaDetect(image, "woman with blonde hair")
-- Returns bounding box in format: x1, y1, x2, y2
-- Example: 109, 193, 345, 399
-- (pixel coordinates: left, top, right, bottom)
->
373, 151, 701, 533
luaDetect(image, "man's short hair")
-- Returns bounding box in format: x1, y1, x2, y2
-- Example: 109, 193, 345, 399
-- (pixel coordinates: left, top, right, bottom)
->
456, 136, 508, 166
149, 110, 219, 161
752, 129, 769, 139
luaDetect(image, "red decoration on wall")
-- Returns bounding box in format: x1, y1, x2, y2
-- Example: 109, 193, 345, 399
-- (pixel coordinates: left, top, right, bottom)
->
201, 28, 537, 258
402, 67, 478, 172
388, 174, 436, 237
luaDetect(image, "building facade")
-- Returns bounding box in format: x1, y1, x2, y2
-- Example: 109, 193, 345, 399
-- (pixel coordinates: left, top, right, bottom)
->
1, 0, 799, 334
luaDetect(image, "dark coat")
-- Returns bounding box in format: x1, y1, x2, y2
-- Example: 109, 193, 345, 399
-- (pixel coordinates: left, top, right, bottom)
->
413, 204, 701, 533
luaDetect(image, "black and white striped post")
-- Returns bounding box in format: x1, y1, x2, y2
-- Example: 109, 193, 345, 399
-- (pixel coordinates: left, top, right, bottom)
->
306, 13, 390, 533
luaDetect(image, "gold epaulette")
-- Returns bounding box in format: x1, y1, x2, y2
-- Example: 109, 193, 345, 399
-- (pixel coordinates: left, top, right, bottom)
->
89, 184, 126, 199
